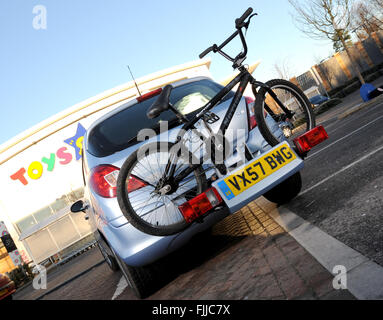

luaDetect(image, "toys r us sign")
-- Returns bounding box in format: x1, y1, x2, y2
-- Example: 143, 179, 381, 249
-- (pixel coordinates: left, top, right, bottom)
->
9, 123, 86, 186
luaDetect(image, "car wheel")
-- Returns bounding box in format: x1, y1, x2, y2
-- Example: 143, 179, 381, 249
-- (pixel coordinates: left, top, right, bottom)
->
110, 247, 157, 299
97, 238, 119, 272
263, 172, 302, 205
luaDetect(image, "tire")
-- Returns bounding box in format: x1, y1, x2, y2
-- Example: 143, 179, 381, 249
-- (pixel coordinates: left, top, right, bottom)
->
263, 172, 302, 205
110, 247, 157, 299
254, 79, 316, 147
117, 141, 207, 236
97, 237, 119, 272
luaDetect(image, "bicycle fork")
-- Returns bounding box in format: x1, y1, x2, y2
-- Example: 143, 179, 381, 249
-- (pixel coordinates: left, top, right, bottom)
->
251, 81, 295, 119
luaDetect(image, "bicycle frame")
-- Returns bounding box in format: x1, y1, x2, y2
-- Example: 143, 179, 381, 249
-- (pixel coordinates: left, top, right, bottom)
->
162, 65, 296, 187
159, 17, 296, 186
160, 65, 297, 188
159, 67, 247, 185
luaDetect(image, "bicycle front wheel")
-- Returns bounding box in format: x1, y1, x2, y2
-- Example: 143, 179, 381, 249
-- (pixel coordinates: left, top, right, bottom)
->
253, 79, 315, 147
117, 141, 207, 236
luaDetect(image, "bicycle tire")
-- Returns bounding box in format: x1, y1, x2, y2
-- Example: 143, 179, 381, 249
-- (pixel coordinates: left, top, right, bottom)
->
253, 79, 316, 147
117, 141, 207, 236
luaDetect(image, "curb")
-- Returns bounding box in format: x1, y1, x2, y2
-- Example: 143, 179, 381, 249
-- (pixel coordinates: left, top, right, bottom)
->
35, 259, 105, 300
256, 197, 383, 300
337, 94, 383, 120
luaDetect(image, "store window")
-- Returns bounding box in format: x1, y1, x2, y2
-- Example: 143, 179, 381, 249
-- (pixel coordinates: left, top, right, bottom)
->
50, 196, 69, 213
15, 187, 85, 234
33, 206, 53, 223
16, 216, 37, 233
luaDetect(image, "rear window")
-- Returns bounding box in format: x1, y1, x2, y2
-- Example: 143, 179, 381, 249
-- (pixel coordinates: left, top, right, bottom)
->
87, 79, 235, 157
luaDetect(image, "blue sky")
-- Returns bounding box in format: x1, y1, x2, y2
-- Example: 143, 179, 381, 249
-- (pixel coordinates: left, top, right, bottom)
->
0, 0, 334, 145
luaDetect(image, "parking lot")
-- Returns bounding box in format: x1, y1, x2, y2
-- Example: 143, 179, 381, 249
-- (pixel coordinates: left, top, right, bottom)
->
13, 89, 383, 301
288, 96, 383, 266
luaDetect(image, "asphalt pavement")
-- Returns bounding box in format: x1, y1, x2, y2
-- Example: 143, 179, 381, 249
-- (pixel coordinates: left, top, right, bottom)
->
286, 95, 383, 266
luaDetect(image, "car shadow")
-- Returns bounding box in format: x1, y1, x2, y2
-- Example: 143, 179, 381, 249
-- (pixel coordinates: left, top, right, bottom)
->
144, 229, 247, 298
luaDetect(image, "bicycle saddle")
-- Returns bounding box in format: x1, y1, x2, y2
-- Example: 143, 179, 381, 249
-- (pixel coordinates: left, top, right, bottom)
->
147, 85, 173, 119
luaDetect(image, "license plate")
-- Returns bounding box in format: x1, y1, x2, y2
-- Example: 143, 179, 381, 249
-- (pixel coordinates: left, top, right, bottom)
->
217, 143, 297, 200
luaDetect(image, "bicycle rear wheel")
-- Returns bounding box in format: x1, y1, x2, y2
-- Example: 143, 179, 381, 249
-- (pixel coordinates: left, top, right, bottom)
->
253, 79, 315, 147
117, 141, 207, 236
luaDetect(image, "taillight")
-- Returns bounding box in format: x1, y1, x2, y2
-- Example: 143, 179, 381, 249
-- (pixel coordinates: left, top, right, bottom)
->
178, 188, 222, 223
90, 165, 120, 198
245, 96, 257, 130
136, 88, 162, 103
293, 126, 329, 154
127, 175, 147, 193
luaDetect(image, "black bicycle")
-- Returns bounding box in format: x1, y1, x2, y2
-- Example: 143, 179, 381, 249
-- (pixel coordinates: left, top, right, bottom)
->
117, 7, 315, 236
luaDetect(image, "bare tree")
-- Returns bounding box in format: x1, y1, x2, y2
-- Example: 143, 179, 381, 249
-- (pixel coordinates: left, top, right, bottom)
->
273, 57, 294, 80
288, 0, 365, 84
332, 29, 352, 52
369, 0, 383, 12
352, 1, 383, 39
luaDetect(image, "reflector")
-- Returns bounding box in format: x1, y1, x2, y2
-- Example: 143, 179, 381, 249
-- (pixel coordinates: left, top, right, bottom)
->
178, 188, 222, 223
293, 125, 328, 154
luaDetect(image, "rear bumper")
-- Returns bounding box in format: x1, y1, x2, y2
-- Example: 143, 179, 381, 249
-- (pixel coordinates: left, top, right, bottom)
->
101, 206, 231, 267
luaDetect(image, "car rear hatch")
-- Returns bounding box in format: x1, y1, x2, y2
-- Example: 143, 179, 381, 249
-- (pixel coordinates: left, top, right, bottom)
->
84, 78, 253, 225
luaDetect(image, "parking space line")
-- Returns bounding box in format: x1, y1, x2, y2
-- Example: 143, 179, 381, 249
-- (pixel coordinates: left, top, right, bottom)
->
321, 102, 364, 134
323, 103, 375, 136
308, 114, 383, 159
111, 276, 128, 300
300, 144, 383, 196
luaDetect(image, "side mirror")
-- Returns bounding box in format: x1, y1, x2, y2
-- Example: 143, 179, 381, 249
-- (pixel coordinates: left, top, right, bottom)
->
70, 200, 88, 213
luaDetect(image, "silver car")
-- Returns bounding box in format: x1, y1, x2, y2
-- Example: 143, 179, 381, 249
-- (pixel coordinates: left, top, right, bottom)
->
71, 76, 302, 298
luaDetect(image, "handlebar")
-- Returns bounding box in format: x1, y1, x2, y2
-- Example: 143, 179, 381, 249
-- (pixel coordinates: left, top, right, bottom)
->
235, 7, 253, 28
199, 7, 255, 66
199, 45, 216, 59
199, 30, 239, 59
